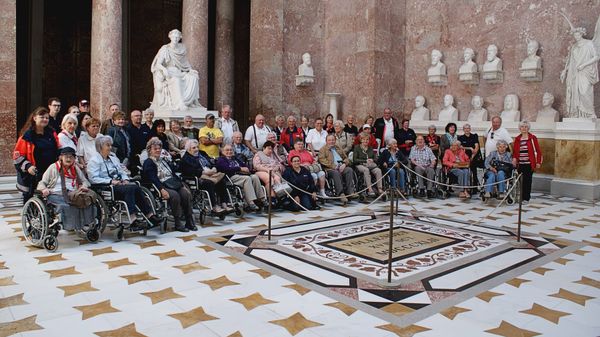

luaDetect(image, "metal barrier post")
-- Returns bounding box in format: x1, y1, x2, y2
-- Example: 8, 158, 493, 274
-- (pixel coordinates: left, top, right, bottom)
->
268, 170, 272, 241
387, 184, 394, 283
517, 174, 523, 242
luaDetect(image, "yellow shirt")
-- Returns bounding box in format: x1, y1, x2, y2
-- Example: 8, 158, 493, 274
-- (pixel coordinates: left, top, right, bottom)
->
198, 126, 224, 158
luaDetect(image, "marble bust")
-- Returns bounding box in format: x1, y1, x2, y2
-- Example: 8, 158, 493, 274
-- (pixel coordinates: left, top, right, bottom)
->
536, 92, 559, 122
500, 94, 521, 122
427, 49, 447, 85
467, 95, 488, 122
411, 95, 430, 120
459, 48, 479, 83
482, 44, 503, 82
438, 94, 458, 121
520, 39, 543, 81
150, 29, 202, 111
296, 53, 315, 86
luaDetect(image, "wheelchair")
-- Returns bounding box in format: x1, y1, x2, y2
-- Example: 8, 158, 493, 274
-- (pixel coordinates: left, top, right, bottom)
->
182, 176, 228, 224
91, 182, 165, 241
223, 175, 246, 217
479, 168, 518, 205
436, 166, 473, 199
21, 191, 104, 252
404, 163, 440, 199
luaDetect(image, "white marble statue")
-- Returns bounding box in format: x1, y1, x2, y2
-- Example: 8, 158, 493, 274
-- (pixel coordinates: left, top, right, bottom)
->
411, 95, 430, 120
438, 94, 458, 121
483, 44, 502, 72
500, 94, 520, 122
521, 39, 542, 70
536, 92, 559, 122
150, 29, 202, 111
460, 48, 478, 74
298, 53, 314, 77
559, 13, 600, 119
428, 49, 447, 84
467, 95, 488, 122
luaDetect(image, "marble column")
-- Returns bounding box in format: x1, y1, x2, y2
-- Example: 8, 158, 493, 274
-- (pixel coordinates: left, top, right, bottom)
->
0, 0, 17, 174
90, 0, 122, 120
214, 0, 235, 111
182, 0, 208, 107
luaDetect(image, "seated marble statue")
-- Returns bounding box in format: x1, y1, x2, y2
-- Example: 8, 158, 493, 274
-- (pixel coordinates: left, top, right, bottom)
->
298, 53, 314, 77
500, 94, 521, 122
459, 48, 478, 74
521, 39, 542, 70
467, 95, 488, 122
438, 94, 458, 121
536, 92, 559, 122
150, 29, 201, 111
427, 49, 446, 78
482, 44, 502, 72
411, 95, 430, 120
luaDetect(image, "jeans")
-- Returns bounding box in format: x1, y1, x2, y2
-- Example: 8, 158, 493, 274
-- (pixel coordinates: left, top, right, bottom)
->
485, 170, 506, 193
449, 168, 470, 188
387, 167, 406, 190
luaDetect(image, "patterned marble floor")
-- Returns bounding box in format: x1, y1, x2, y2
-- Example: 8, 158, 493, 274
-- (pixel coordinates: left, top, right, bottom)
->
0, 187, 599, 337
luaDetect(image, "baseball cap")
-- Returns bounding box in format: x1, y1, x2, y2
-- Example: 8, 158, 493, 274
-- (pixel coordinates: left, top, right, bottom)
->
79, 99, 89, 106
206, 113, 215, 120
362, 124, 371, 129
59, 147, 76, 156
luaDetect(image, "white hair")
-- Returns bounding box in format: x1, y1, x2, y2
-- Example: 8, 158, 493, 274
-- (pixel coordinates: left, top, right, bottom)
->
95, 135, 113, 152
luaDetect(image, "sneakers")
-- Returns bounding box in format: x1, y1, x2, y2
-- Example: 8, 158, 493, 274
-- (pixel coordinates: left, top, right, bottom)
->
522, 200, 529, 205
213, 205, 225, 214
340, 193, 348, 204
497, 192, 505, 199
367, 191, 376, 198
484, 192, 491, 198
148, 215, 161, 228
319, 190, 327, 198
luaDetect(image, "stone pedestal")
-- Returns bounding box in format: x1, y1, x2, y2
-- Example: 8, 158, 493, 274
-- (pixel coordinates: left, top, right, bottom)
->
296, 75, 314, 87
428, 74, 447, 86
482, 70, 503, 83
153, 106, 214, 127
182, 0, 208, 107
90, 0, 122, 120
519, 68, 543, 82
459, 72, 479, 85
214, 0, 234, 108
325, 93, 341, 120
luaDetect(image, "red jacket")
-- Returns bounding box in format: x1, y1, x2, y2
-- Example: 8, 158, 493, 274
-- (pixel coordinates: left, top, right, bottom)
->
513, 133, 542, 170
280, 127, 304, 151
13, 130, 60, 169
442, 149, 470, 172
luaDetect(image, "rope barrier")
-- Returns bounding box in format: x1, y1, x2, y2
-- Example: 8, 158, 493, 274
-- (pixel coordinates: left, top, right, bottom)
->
399, 162, 516, 189
471, 173, 522, 226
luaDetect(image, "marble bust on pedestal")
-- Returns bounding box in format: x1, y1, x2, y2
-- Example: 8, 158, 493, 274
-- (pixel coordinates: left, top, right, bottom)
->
438, 94, 458, 121
411, 95, 430, 120
500, 94, 521, 122
536, 92, 559, 122
520, 39, 543, 81
467, 95, 488, 122
427, 49, 447, 85
296, 53, 315, 87
458, 48, 479, 84
482, 44, 503, 82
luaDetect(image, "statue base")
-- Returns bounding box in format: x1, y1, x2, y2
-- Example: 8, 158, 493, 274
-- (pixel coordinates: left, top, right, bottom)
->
296, 75, 314, 87
458, 72, 479, 85
482, 70, 503, 83
428, 74, 447, 86
519, 68, 543, 82
151, 106, 216, 127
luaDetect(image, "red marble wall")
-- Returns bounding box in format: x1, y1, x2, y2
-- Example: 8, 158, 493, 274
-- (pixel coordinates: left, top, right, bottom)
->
0, 0, 16, 175
402, 0, 600, 121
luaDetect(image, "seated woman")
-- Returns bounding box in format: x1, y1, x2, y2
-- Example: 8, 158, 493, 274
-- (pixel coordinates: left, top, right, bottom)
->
442, 140, 471, 198
425, 125, 441, 159
37, 147, 95, 231
216, 144, 265, 212
352, 134, 383, 197
287, 138, 326, 197
283, 155, 320, 211
484, 139, 512, 199
266, 132, 288, 166
439, 122, 458, 161
87, 135, 160, 226
58, 114, 79, 151
232, 131, 254, 166
142, 137, 194, 232
165, 119, 188, 155
253, 141, 285, 198
77, 117, 103, 168
180, 139, 227, 214
107, 111, 131, 165
378, 138, 408, 192
150, 119, 175, 157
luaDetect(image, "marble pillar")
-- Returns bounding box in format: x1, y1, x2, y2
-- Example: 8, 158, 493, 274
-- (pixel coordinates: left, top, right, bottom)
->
90, 0, 122, 121
214, 0, 234, 111
0, 0, 16, 174
182, 0, 208, 107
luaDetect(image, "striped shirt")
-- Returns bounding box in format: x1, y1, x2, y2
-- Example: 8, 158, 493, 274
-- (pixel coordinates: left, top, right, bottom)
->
518, 139, 530, 164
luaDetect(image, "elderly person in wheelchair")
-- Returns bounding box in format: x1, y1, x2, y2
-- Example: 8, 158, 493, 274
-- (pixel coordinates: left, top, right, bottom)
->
442, 140, 471, 198
253, 141, 286, 200
87, 135, 161, 227
142, 137, 195, 232
378, 138, 408, 192
483, 139, 512, 199
352, 133, 383, 197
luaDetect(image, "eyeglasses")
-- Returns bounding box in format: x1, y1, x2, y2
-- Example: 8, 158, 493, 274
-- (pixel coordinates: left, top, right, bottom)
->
490, 132, 494, 139
51, 104, 61, 107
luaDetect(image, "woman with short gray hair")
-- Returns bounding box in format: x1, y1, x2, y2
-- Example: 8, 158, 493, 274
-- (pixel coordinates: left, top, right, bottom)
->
483, 139, 512, 199
513, 120, 542, 204
333, 120, 353, 153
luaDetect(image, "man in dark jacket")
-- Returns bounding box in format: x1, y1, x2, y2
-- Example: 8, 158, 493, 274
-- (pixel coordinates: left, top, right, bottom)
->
373, 108, 400, 149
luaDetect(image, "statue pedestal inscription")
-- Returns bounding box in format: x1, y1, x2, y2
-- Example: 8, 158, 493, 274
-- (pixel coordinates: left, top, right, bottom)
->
428, 74, 448, 86
482, 70, 503, 83
519, 68, 543, 82
459, 72, 479, 85
295, 75, 314, 87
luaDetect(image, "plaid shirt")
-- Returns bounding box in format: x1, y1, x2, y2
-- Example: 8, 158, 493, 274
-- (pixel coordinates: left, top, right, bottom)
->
409, 145, 436, 166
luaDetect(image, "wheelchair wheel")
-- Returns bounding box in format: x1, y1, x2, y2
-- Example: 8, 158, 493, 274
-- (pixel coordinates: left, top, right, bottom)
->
115, 227, 124, 242
140, 186, 158, 212
506, 196, 514, 205
43, 235, 58, 252
22, 196, 49, 248
199, 210, 206, 225
234, 204, 244, 218
91, 191, 108, 233
86, 228, 100, 243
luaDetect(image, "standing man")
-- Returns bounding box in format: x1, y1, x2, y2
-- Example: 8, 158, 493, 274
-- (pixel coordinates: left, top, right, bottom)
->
181, 115, 199, 139
373, 108, 400, 149
199, 113, 224, 158
244, 114, 272, 154
344, 114, 358, 137
397, 119, 417, 157
484, 116, 513, 157
47, 97, 62, 131
101, 103, 120, 134
126, 109, 151, 175
215, 105, 239, 145
273, 115, 286, 142
79, 99, 90, 114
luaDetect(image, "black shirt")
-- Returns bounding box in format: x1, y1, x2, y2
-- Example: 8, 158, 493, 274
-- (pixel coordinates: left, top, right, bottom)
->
32, 129, 59, 174
344, 124, 358, 137
127, 123, 151, 157
48, 116, 61, 133
458, 133, 480, 157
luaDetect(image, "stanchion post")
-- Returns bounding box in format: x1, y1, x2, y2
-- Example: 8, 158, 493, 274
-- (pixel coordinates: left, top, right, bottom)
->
517, 174, 523, 242
387, 184, 394, 283
268, 170, 272, 241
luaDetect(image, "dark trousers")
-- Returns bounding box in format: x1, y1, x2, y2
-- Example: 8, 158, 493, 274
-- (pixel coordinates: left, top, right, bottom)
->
165, 186, 193, 218
518, 164, 533, 201
113, 184, 152, 215
197, 179, 216, 205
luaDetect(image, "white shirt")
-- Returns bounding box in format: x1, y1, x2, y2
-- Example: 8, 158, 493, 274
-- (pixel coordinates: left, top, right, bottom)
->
244, 124, 272, 149
306, 129, 328, 152
58, 131, 77, 150
484, 127, 512, 157
383, 118, 395, 142
77, 132, 103, 164
219, 118, 235, 145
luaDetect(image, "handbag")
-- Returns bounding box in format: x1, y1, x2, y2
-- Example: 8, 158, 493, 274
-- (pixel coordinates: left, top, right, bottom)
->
201, 172, 225, 184
159, 159, 183, 190
59, 165, 94, 209
273, 181, 292, 197
492, 159, 513, 175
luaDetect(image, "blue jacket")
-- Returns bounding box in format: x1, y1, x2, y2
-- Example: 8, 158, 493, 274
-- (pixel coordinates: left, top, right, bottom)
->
87, 152, 129, 184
